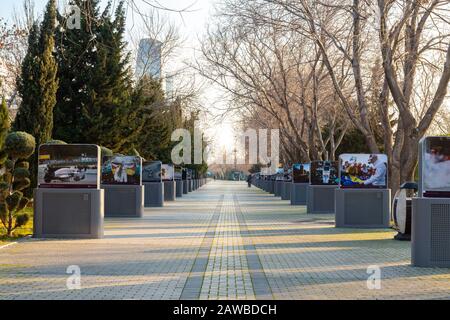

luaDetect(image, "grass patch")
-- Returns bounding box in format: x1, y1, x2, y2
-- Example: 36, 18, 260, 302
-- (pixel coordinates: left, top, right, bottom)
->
0, 206, 33, 244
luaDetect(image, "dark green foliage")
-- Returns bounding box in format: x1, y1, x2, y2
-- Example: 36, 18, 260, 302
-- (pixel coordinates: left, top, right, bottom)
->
15, 162, 30, 170
15, 213, 29, 228
5, 160, 14, 171
13, 178, 31, 192
13, 168, 30, 180
0, 97, 10, 169
0, 97, 10, 149
13, 0, 58, 141
53, 0, 135, 152
17, 197, 30, 212
6, 191, 22, 212
131, 76, 183, 161
101, 146, 114, 158
45, 139, 66, 145
335, 129, 374, 155
0, 132, 35, 237
0, 182, 9, 192
4, 132, 36, 159
184, 111, 208, 176
0, 204, 7, 221
13, 0, 58, 192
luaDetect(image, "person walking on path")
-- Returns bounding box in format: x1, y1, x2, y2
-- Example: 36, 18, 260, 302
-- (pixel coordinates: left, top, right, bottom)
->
247, 174, 252, 188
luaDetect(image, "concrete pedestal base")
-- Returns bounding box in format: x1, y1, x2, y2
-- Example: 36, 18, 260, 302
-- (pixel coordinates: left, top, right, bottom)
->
183, 180, 188, 194
143, 182, 164, 207
176, 180, 183, 197
33, 188, 104, 239
267, 180, 274, 194
291, 183, 308, 205
164, 180, 176, 201
274, 181, 283, 197
335, 189, 391, 228
281, 182, 291, 200
412, 197, 450, 267
260, 180, 266, 192
103, 185, 144, 217
307, 185, 338, 214
188, 180, 193, 192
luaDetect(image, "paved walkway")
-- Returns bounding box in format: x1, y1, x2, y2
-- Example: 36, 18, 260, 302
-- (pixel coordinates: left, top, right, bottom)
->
0, 181, 449, 300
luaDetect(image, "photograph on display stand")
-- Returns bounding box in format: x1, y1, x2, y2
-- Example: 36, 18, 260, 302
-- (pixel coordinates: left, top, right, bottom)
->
101, 156, 142, 185
422, 136, 450, 197
38, 144, 100, 189
162, 164, 175, 181
142, 161, 162, 183
276, 167, 284, 181
310, 161, 339, 185
174, 166, 183, 180
292, 163, 310, 183
339, 154, 388, 189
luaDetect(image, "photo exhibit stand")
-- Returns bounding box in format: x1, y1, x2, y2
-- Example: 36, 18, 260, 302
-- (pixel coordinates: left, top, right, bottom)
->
335, 189, 391, 228
183, 180, 188, 194
261, 180, 267, 192
103, 185, 144, 218
411, 197, 450, 267
281, 182, 291, 200
33, 188, 104, 239
164, 180, 176, 201
194, 179, 199, 190
268, 180, 274, 194
307, 185, 338, 214
274, 181, 283, 197
143, 182, 164, 207
265, 180, 270, 192
176, 180, 183, 197
291, 183, 308, 205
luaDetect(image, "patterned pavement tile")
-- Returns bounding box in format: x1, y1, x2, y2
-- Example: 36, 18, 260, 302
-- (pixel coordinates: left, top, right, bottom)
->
0, 181, 449, 300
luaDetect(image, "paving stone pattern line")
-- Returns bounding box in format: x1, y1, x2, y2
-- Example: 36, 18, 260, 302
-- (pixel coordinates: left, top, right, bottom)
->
233, 194, 274, 300
180, 195, 224, 300
199, 194, 255, 300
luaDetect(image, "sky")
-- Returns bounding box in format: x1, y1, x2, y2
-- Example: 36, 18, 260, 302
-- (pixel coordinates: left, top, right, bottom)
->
1, 0, 237, 155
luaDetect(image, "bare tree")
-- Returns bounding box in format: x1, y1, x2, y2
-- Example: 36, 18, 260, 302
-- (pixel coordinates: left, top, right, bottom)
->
196, 1, 351, 163
0, 0, 35, 111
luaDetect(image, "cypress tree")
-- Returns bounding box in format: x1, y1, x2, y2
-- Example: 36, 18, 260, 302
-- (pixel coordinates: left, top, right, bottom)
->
0, 97, 10, 167
13, 0, 58, 189
54, 0, 136, 152
83, 1, 133, 151
53, 0, 101, 143
131, 76, 171, 161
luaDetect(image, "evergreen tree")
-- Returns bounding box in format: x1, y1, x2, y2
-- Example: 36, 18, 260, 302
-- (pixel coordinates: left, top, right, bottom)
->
84, 1, 133, 151
53, 0, 101, 143
130, 75, 192, 163
54, 0, 135, 152
184, 111, 208, 176
13, 0, 58, 189
0, 97, 10, 165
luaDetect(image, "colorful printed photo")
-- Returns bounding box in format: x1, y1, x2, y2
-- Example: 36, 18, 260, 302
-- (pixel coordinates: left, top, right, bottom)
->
101, 156, 142, 185
142, 161, 162, 183
38, 144, 100, 189
292, 163, 310, 183
310, 161, 339, 185
339, 154, 388, 189
422, 136, 450, 197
